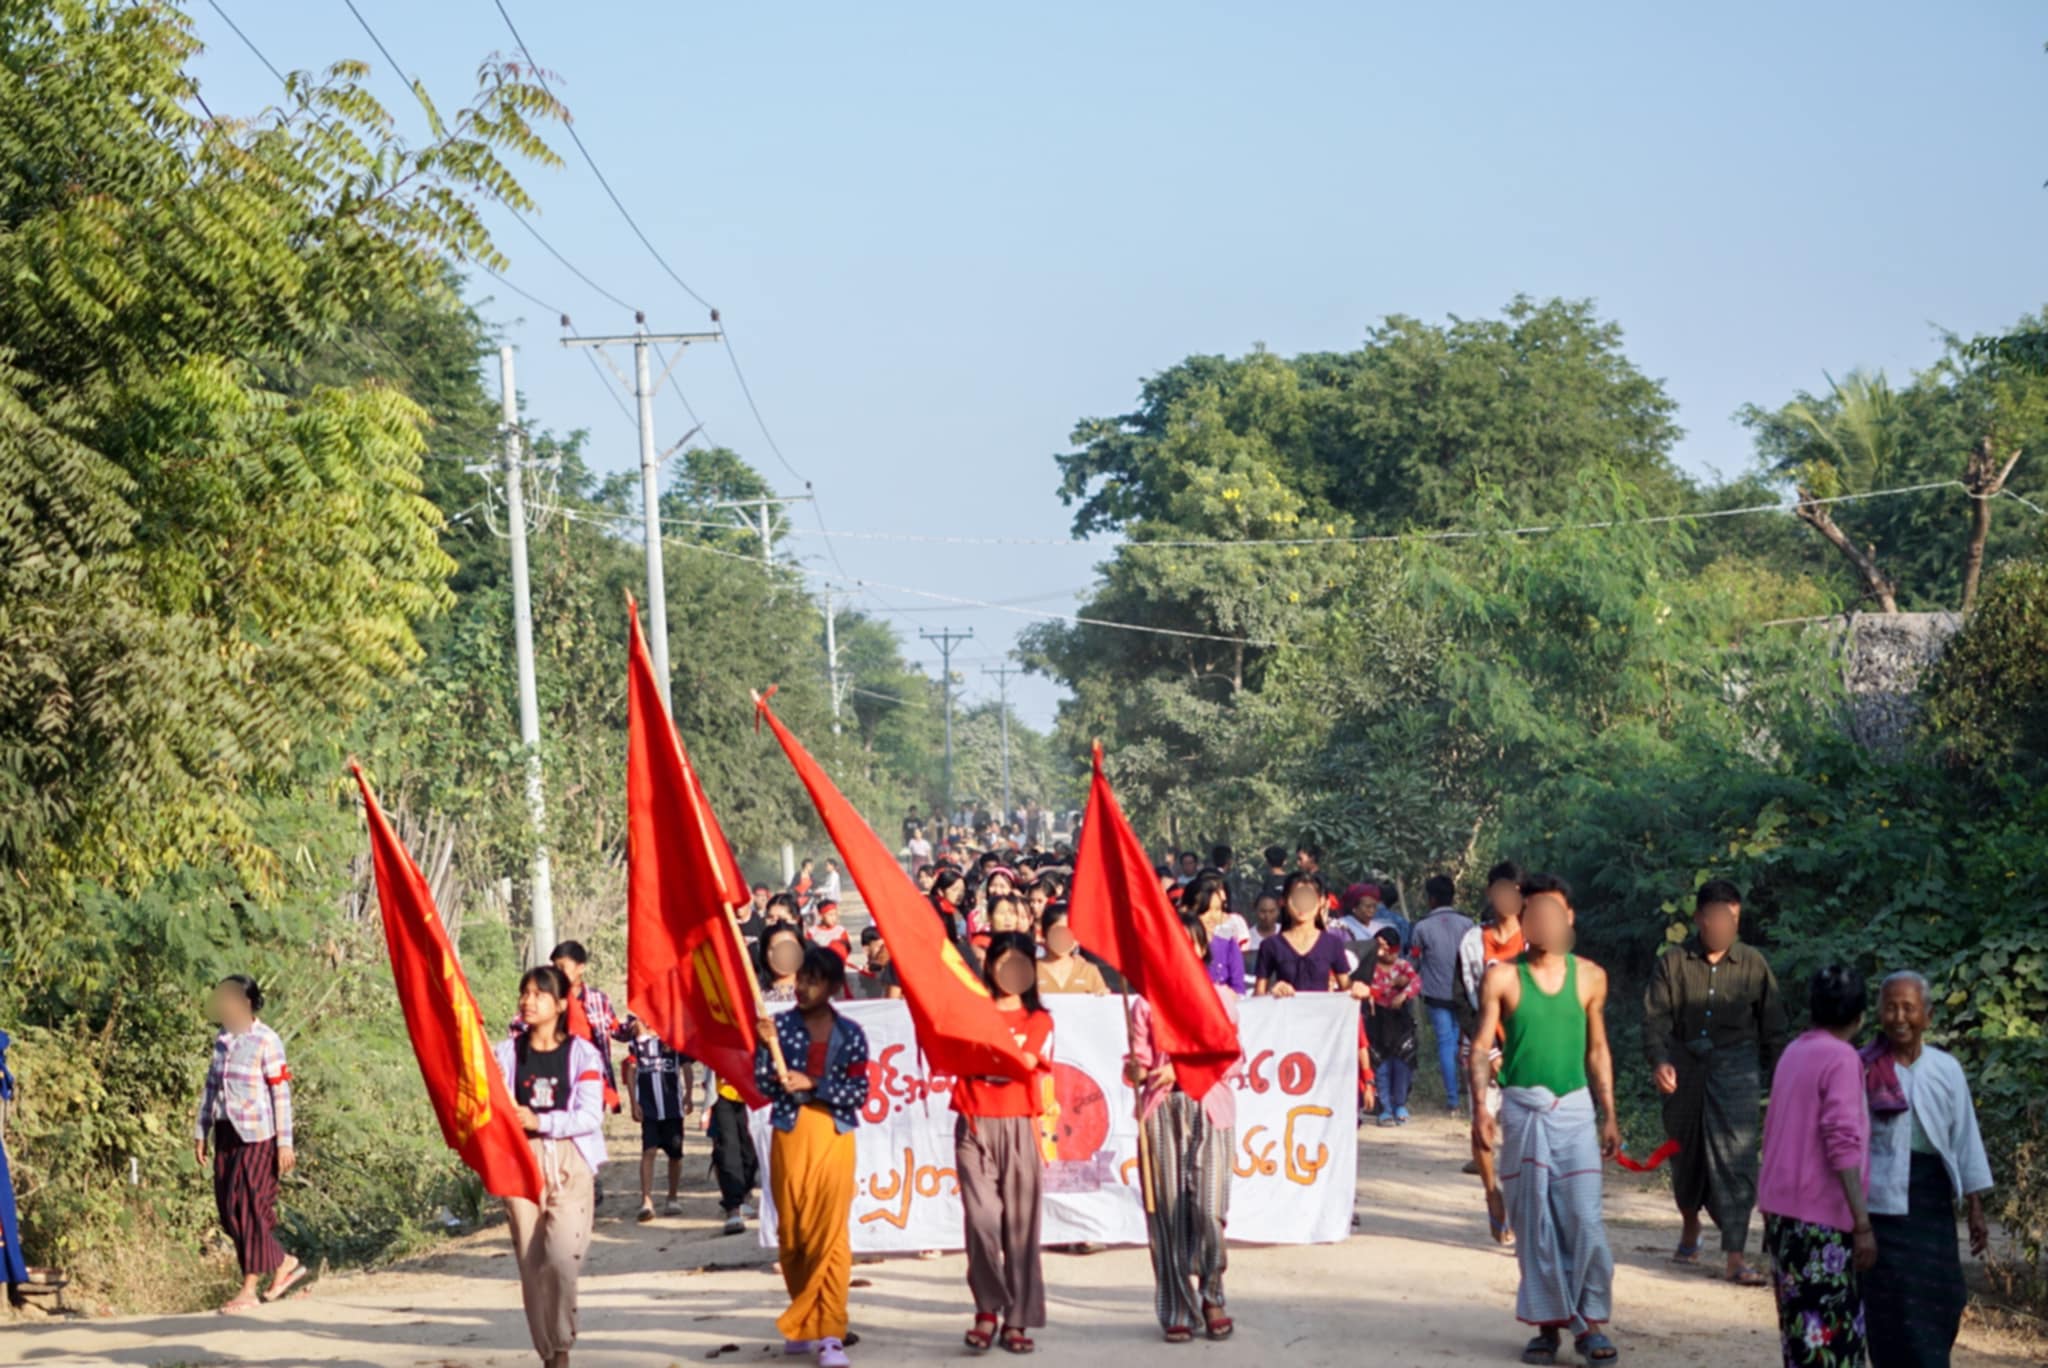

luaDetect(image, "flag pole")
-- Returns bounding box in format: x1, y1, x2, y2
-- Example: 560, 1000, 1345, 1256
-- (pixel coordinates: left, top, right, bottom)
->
1095, 740, 1157, 1218
1121, 979, 1157, 1217
726, 903, 790, 1085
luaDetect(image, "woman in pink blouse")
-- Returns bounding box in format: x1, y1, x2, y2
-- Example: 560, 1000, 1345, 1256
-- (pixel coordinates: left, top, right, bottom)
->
1757, 964, 1876, 1368
1124, 910, 1244, 1344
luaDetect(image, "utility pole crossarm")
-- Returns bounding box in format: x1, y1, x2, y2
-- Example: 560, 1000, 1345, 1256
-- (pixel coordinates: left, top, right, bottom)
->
561, 331, 725, 347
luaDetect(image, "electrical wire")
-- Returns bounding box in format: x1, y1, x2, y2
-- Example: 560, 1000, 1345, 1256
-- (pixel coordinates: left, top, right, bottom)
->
757, 479, 1990, 551
334, 0, 639, 317
484, 0, 843, 576
576, 346, 638, 432
489, 0, 715, 314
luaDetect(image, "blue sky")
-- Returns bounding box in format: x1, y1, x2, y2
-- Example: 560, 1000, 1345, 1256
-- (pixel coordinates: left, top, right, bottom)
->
189, 1, 2048, 729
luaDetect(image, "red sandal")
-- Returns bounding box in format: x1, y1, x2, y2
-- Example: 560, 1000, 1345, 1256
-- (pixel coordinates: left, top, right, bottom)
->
1204, 1311, 1235, 1341
1164, 1325, 1194, 1344
1000, 1326, 1036, 1355
965, 1313, 997, 1353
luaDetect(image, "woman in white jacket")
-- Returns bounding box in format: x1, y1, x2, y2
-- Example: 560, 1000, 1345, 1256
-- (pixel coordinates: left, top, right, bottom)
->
1860, 970, 1994, 1368
494, 964, 608, 1368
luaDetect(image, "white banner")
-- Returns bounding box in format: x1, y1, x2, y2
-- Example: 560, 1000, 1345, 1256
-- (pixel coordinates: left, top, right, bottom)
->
752, 994, 1357, 1251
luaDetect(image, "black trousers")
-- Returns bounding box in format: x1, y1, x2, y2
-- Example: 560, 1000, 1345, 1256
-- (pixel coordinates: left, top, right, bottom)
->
708, 1096, 759, 1211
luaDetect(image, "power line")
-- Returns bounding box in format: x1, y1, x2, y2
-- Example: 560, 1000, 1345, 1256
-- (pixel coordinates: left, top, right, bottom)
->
575, 346, 638, 432
489, 0, 715, 314
203, 0, 286, 82
471, 258, 564, 319
749, 479, 1994, 551
333, 0, 639, 317
483, 0, 835, 573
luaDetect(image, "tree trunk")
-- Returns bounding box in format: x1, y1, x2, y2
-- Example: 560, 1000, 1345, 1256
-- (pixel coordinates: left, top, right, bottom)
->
1961, 436, 2023, 614
1794, 486, 1900, 612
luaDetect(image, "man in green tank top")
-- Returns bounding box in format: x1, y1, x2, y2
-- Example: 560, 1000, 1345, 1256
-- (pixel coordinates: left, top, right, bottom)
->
1469, 874, 1620, 1365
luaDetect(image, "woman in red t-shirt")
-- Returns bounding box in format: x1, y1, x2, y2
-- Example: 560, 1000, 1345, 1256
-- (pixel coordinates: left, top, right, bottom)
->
953, 931, 1053, 1355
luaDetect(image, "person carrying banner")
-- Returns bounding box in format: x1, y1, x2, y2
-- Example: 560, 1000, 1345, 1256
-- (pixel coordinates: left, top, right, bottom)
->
757, 946, 871, 1368
1470, 874, 1621, 1365
493, 964, 607, 1368
1126, 908, 1244, 1343
194, 973, 304, 1313
954, 932, 1054, 1355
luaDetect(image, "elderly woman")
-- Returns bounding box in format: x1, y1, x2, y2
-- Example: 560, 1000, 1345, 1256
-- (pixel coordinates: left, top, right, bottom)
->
1860, 971, 1994, 1368
1757, 964, 1876, 1368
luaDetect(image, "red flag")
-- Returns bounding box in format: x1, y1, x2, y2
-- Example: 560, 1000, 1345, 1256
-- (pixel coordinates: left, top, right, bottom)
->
352, 763, 541, 1203
753, 690, 1034, 1081
625, 597, 769, 1107
1069, 742, 1241, 1100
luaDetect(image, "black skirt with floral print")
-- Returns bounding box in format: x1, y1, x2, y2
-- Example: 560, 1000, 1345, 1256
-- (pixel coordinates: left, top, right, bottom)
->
1767, 1215, 1868, 1367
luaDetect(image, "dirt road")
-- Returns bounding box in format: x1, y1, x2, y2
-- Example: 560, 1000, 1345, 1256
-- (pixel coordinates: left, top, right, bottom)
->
9, 1105, 2039, 1368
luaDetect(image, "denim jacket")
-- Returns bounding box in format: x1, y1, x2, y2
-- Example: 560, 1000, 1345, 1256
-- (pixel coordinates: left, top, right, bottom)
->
757, 1006, 870, 1135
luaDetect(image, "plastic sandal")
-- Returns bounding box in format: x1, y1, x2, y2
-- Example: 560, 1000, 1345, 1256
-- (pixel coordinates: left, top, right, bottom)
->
964, 1314, 997, 1353
1000, 1327, 1036, 1355
1574, 1331, 1618, 1363
1520, 1331, 1560, 1365
1670, 1241, 1702, 1265
1204, 1313, 1235, 1341
816, 1337, 851, 1368
261, 1263, 308, 1304
1163, 1326, 1193, 1344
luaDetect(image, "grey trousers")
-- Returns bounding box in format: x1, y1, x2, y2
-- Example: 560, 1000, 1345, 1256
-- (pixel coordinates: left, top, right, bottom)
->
1142, 1093, 1232, 1331
954, 1114, 1046, 1328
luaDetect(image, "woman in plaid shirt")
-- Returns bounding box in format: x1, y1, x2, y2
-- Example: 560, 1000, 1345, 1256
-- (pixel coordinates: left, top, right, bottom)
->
194, 974, 304, 1311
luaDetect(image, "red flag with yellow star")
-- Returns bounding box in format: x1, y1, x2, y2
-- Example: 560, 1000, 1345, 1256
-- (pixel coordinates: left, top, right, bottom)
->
353, 762, 541, 1202
754, 689, 1033, 1081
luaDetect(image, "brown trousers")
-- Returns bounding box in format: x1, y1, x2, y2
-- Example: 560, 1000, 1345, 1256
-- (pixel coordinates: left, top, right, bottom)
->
503, 1139, 595, 1362
954, 1114, 1045, 1328
771, 1104, 857, 1342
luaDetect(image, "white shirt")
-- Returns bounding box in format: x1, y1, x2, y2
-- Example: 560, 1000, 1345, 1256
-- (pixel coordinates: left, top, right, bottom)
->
820, 870, 842, 902
1866, 1045, 1993, 1216
1212, 912, 1251, 949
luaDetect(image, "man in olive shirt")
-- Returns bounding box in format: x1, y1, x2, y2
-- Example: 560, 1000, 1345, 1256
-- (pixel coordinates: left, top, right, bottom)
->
1642, 879, 1787, 1285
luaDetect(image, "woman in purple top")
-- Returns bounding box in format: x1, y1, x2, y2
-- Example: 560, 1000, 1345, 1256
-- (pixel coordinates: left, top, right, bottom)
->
1253, 872, 1348, 996
1757, 964, 1876, 1368
1185, 872, 1247, 994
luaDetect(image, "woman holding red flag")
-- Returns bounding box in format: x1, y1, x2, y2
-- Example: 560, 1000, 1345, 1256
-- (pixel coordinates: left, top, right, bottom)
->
758, 945, 870, 1368
493, 965, 607, 1368
1126, 910, 1243, 1343
953, 931, 1054, 1355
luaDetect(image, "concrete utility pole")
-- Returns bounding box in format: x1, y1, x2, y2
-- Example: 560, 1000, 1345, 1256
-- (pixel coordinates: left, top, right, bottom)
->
498, 346, 555, 964
920, 627, 973, 819
983, 663, 1019, 828
823, 588, 844, 734
561, 316, 721, 709
710, 492, 813, 573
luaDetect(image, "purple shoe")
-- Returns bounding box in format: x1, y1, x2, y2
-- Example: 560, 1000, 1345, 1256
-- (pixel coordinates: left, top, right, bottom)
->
817, 1337, 851, 1368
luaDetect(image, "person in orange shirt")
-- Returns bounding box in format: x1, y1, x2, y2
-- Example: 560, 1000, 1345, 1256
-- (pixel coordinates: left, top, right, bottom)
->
1457, 861, 1527, 1241
952, 932, 1053, 1355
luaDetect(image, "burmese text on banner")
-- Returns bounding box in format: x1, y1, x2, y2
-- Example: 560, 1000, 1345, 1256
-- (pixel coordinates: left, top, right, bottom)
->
752, 994, 1355, 1251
